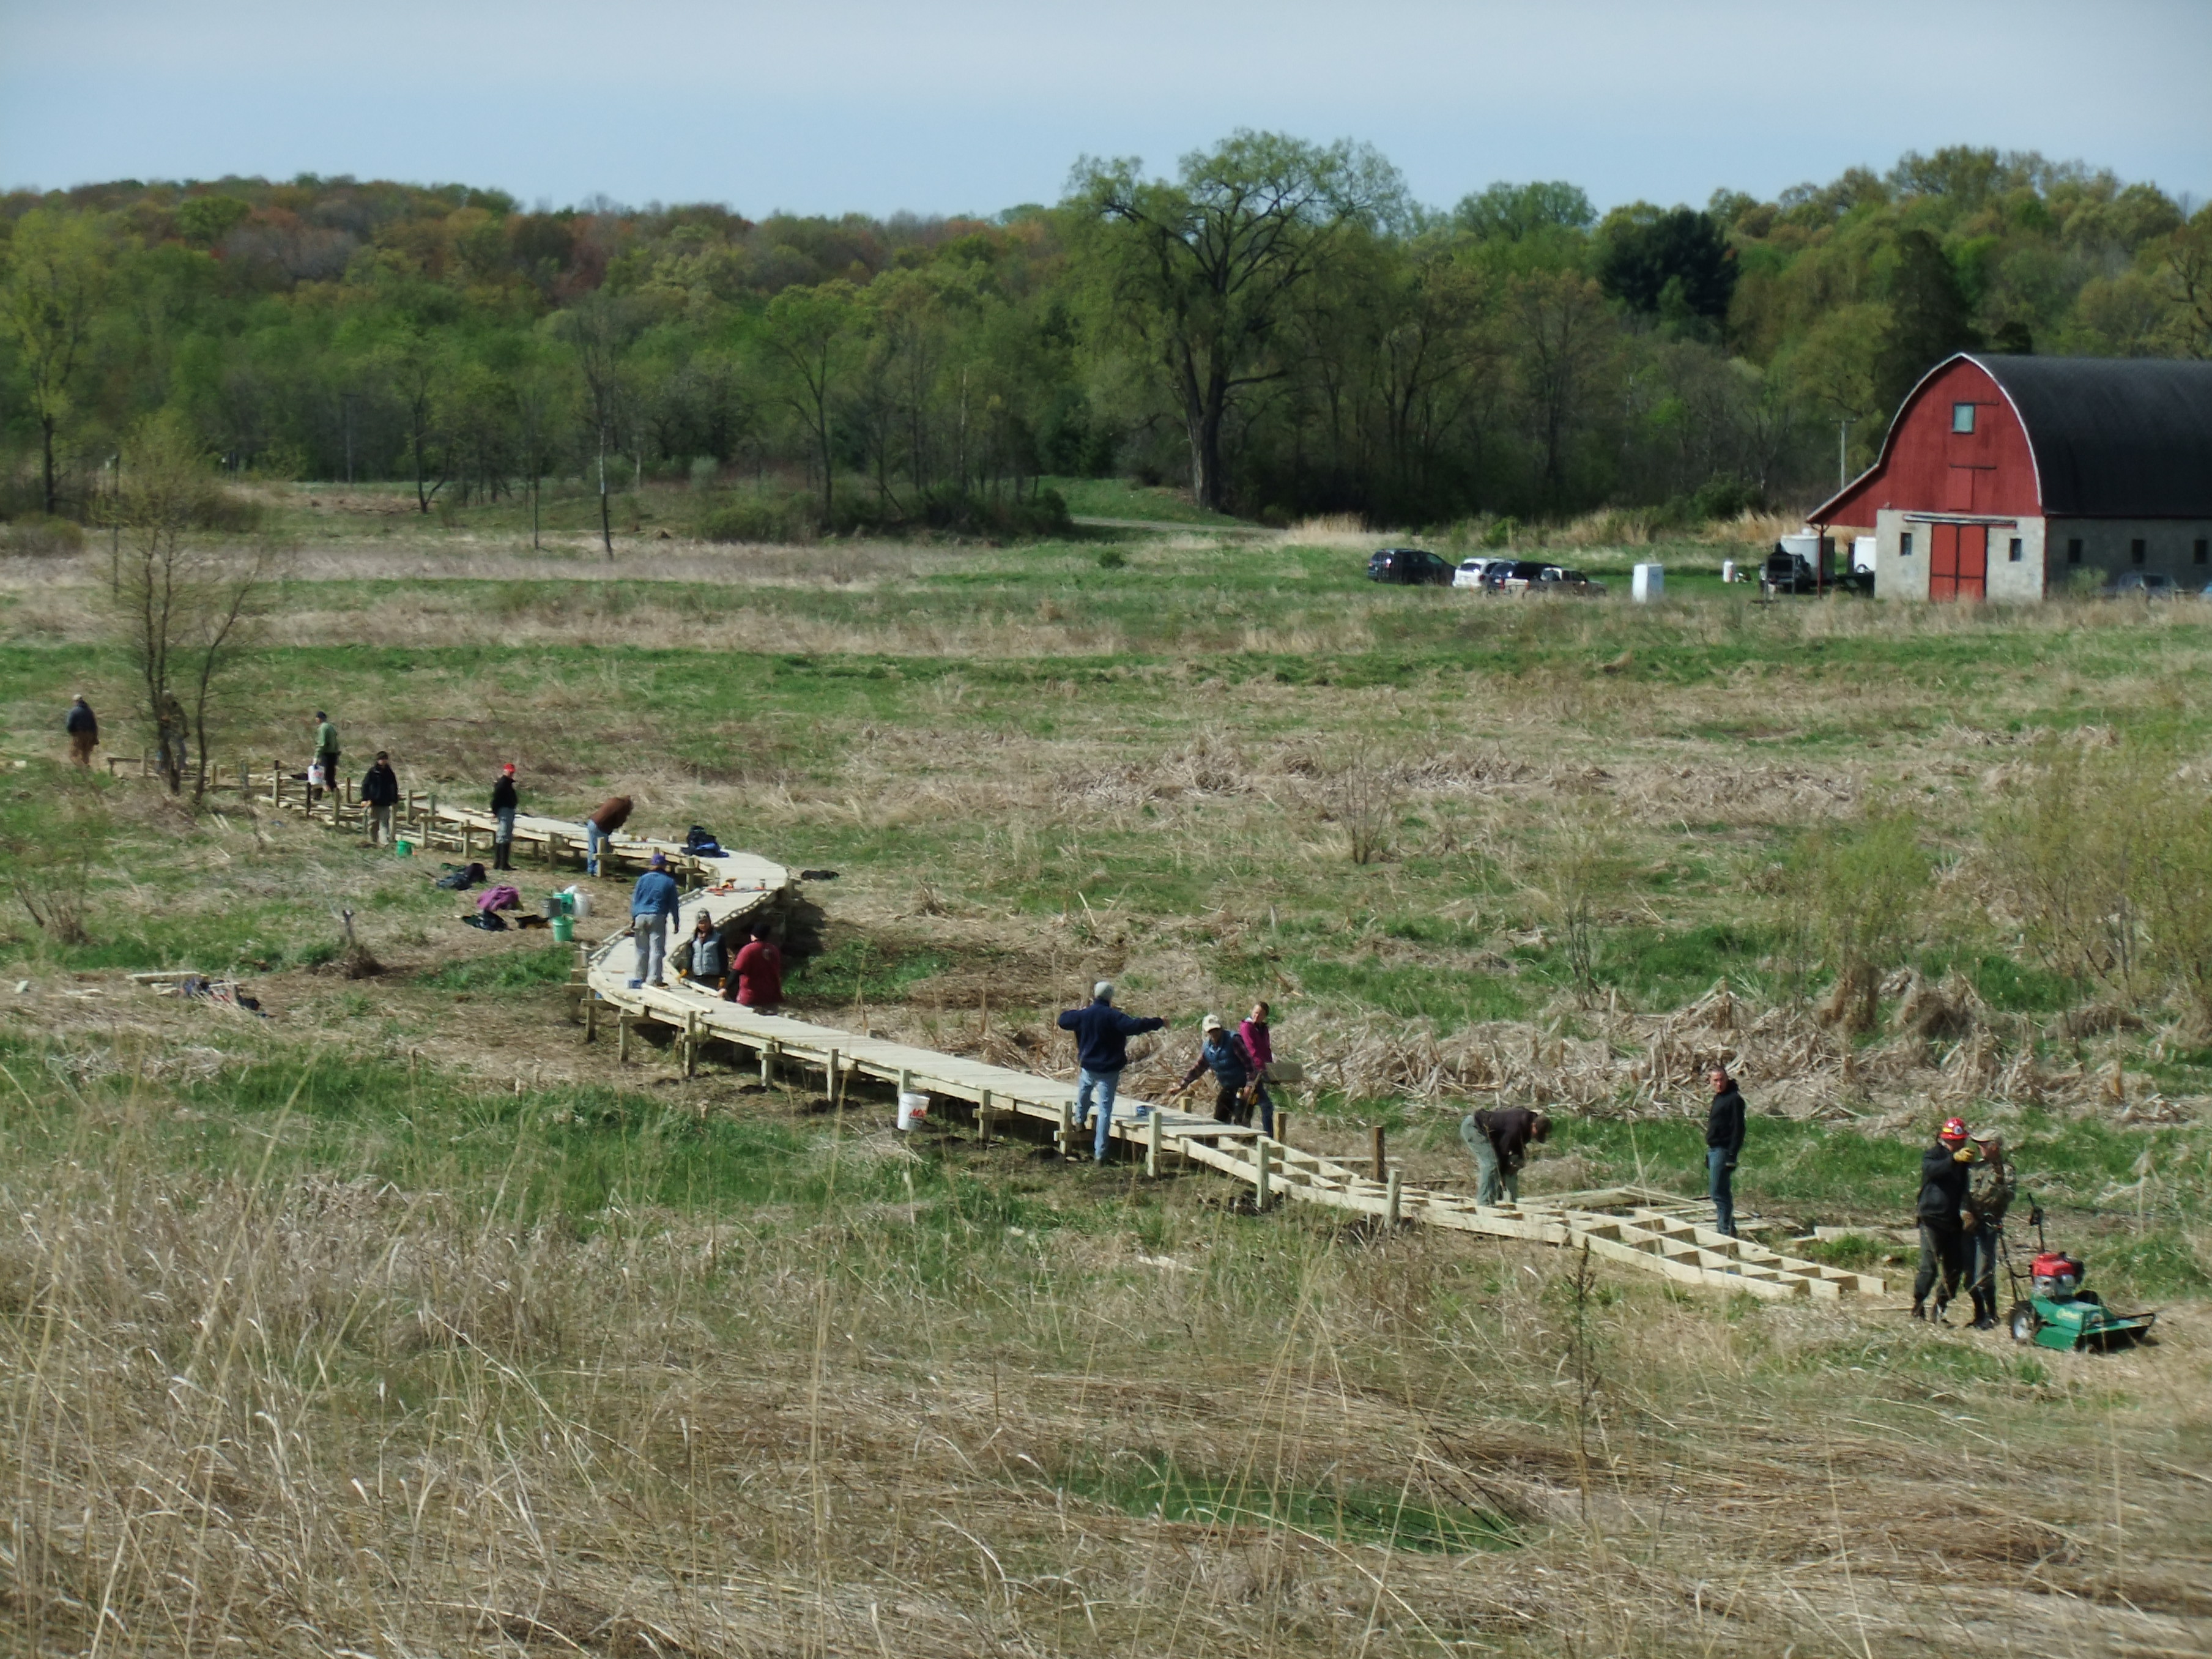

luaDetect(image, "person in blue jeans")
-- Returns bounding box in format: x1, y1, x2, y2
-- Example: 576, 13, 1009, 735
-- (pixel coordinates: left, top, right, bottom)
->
1705, 1065, 1746, 1237
1055, 981, 1168, 1162
629, 852, 683, 985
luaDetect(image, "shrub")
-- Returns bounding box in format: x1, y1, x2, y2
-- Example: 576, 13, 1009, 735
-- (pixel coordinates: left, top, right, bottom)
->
1096, 547, 1127, 570
0, 513, 87, 555
1792, 808, 1932, 1030
698, 492, 821, 544
1688, 475, 1764, 521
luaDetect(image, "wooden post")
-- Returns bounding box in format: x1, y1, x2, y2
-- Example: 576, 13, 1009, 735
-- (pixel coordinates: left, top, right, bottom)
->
1058, 1098, 1075, 1157
685, 1011, 699, 1077
1371, 1125, 1386, 1182
1386, 1169, 1402, 1228
585, 994, 598, 1044
269, 762, 281, 806
1147, 1107, 1162, 1178
979, 1088, 993, 1144
1255, 1140, 1272, 1210
1277, 1112, 1291, 1149
826, 1048, 841, 1105
617, 1012, 631, 1064
760, 1041, 776, 1088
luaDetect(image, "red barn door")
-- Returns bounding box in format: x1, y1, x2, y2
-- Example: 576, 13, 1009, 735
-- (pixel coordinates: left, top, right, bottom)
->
1928, 523, 1987, 601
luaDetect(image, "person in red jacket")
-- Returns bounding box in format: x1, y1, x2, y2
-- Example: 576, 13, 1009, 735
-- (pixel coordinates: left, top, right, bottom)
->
722, 922, 784, 1010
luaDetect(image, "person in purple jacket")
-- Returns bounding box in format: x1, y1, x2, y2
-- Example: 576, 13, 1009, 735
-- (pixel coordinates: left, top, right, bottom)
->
1056, 981, 1168, 1162
1239, 1000, 1277, 1138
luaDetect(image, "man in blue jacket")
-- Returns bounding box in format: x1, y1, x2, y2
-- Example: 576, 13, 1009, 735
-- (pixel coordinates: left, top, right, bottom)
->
1056, 981, 1168, 1162
629, 852, 683, 985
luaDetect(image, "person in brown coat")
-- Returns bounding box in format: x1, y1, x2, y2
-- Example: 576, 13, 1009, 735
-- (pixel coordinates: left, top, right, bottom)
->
585, 795, 632, 877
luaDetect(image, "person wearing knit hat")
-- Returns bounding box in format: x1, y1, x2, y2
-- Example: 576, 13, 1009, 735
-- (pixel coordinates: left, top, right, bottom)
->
489, 762, 520, 871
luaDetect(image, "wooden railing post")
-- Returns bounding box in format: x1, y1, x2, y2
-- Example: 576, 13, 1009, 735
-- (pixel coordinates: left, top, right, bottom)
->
617, 1012, 631, 1064
685, 1011, 700, 1077
1386, 1170, 1402, 1228
1255, 1141, 1272, 1210
1371, 1124, 1387, 1182
1147, 1107, 1162, 1178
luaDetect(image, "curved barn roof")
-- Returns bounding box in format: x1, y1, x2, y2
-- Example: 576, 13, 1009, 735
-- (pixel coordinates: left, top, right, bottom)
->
1978, 354, 2212, 516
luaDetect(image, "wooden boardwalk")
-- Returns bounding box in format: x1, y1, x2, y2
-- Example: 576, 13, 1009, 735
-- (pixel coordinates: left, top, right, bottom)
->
234, 765, 1882, 1301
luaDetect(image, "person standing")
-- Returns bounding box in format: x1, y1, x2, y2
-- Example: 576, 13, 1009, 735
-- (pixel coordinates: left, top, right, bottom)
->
1169, 1014, 1259, 1129
359, 751, 401, 844
1056, 981, 1169, 1162
1913, 1116, 1978, 1322
1960, 1132, 2013, 1331
1239, 1000, 1277, 1138
628, 852, 683, 985
1460, 1105, 1548, 1205
722, 922, 785, 1010
585, 794, 633, 877
490, 763, 519, 871
1705, 1065, 1748, 1238
311, 711, 340, 803
65, 695, 98, 766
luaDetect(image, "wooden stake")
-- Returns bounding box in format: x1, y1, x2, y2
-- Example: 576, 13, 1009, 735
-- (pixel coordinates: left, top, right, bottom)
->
1058, 1097, 1075, 1157
1255, 1140, 1272, 1210
1277, 1112, 1291, 1149
685, 1011, 699, 1077
1386, 1169, 1402, 1228
617, 1012, 631, 1064
761, 1041, 776, 1088
1147, 1107, 1162, 1178
1371, 1124, 1387, 1182
585, 995, 598, 1044
827, 1048, 841, 1105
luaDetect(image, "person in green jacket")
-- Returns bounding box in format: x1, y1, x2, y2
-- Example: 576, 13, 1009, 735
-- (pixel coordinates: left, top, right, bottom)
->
311, 711, 340, 803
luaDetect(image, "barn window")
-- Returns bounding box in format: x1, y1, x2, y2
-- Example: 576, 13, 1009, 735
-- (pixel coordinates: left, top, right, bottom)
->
2197, 539, 2209, 566
2068, 538, 2083, 564
1951, 403, 1976, 433
2132, 538, 2147, 565
2008, 537, 2023, 563
1899, 532, 1913, 558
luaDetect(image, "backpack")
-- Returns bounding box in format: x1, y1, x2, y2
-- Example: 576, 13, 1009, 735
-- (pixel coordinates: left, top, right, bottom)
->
685, 824, 723, 855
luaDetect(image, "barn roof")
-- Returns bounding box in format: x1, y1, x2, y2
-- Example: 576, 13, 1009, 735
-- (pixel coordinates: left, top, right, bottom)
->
1811, 353, 2212, 522
1978, 355, 2212, 516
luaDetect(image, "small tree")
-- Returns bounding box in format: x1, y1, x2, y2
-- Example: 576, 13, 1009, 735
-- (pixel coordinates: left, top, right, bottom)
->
2, 209, 113, 515
106, 414, 278, 801
1799, 807, 1932, 1031
1531, 805, 1627, 1005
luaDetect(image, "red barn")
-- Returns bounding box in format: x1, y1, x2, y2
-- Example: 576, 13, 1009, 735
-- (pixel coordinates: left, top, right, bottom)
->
1811, 354, 2212, 601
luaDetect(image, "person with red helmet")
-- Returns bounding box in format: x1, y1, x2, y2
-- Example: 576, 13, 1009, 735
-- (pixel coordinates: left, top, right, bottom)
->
1912, 1116, 1979, 1321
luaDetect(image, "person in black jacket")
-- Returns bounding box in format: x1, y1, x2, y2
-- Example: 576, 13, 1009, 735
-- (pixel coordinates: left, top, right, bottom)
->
490, 763, 519, 870
1912, 1115, 1978, 1321
359, 751, 401, 844
65, 694, 98, 766
1461, 1106, 1549, 1205
1705, 1066, 1747, 1237
1056, 981, 1168, 1162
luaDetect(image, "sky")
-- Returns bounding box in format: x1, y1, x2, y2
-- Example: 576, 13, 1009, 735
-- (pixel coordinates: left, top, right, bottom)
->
4, 0, 2208, 219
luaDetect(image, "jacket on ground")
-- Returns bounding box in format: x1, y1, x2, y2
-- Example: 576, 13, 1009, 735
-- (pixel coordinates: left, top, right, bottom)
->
1917, 1142, 1972, 1225
1056, 999, 1167, 1073
360, 763, 399, 806
630, 870, 681, 919
1705, 1085, 1746, 1158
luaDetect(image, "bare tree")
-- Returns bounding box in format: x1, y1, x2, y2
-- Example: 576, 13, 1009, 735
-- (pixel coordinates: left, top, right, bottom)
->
557, 294, 636, 558
106, 415, 280, 802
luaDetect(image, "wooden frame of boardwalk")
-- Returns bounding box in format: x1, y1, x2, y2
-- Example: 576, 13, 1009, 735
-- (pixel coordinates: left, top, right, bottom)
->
229, 763, 1883, 1303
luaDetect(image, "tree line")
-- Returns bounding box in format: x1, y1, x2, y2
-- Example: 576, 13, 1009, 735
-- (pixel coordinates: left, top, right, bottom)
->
4, 137, 2207, 535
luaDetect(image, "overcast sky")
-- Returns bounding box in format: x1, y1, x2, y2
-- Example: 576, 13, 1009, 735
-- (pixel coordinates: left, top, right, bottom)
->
5, 0, 2207, 218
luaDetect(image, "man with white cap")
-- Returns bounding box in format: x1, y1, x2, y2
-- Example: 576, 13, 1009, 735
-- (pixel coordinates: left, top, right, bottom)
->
1169, 1013, 1260, 1126
1056, 981, 1168, 1162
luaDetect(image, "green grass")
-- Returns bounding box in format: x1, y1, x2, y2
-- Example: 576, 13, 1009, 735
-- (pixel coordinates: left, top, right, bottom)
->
1053, 1450, 1516, 1553
416, 944, 577, 991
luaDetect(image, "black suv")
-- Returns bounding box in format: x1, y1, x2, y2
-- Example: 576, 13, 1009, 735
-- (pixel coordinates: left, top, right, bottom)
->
1366, 547, 1453, 585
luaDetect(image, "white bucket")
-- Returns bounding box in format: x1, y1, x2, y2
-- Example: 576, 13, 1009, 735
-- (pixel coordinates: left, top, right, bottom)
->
1720, 559, 1736, 584
1631, 563, 1664, 603
564, 886, 593, 917
897, 1092, 930, 1131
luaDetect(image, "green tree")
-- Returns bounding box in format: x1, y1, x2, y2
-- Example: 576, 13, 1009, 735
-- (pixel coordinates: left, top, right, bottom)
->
762, 281, 857, 520
1875, 229, 1978, 412
3, 209, 114, 513
1068, 130, 1405, 513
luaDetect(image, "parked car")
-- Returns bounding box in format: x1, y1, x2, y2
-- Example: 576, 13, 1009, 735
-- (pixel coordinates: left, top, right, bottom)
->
2106, 571, 2183, 599
1531, 565, 1606, 595
1367, 547, 1454, 585
1453, 555, 1512, 589
1479, 559, 1551, 592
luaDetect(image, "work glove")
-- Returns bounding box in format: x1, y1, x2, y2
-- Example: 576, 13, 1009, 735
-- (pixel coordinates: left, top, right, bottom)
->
1953, 1146, 1975, 1163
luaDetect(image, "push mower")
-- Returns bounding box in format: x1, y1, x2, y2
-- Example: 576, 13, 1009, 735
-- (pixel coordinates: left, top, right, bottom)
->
1999, 1205, 2158, 1353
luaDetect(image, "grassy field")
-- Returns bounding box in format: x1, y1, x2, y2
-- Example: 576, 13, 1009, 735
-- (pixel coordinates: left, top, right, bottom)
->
1, 486, 2208, 1656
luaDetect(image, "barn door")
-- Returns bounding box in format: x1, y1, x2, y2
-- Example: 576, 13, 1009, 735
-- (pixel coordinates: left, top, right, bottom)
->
1956, 525, 1987, 599
1929, 522, 1960, 599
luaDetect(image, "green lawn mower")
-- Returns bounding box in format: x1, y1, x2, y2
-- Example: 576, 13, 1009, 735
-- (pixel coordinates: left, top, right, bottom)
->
2001, 1206, 2158, 1353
